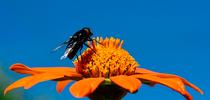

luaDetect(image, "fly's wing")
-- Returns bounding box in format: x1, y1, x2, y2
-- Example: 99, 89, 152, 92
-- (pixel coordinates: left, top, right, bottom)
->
52, 43, 66, 52
60, 42, 77, 60
52, 36, 75, 52
67, 42, 82, 59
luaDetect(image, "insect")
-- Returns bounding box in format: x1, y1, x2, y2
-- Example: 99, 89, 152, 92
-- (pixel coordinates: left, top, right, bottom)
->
53, 27, 97, 60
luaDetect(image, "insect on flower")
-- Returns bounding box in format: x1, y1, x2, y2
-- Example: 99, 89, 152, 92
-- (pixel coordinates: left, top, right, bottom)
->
53, 27, 98, 60
4, 37, 203, 100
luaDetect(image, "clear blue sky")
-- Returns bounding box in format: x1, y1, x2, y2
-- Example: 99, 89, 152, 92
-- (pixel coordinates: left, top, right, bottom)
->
0, 0, 209, 100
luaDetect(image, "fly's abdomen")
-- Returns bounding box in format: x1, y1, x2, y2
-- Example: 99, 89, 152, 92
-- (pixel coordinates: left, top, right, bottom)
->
68, 43, 82, 59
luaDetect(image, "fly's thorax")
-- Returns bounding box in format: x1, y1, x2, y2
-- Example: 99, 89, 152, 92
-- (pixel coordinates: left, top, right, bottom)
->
82, 27, 92, 37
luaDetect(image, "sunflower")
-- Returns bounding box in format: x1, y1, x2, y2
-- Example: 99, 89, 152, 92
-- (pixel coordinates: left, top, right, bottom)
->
4, 37, 203, 100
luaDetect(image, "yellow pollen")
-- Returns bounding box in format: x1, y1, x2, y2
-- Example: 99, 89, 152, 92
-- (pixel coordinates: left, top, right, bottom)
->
73, 37, 139, 78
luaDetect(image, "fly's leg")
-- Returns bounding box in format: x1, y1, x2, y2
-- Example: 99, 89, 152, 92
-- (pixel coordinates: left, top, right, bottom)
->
84, 43, 96, 54
79, 45, 84, 63
75, 54, 80, 62
88, 38, 103, 45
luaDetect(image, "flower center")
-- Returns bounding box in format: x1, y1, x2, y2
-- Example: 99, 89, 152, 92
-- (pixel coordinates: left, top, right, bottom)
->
73, 37, 139, 78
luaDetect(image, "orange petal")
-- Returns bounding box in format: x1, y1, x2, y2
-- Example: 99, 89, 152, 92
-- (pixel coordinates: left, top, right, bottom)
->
184, 91, 193, 100
135, 68, 203, 94
56, 80, 72, 93
135, 68, 158, 74
10, 63, 40, 75
10, 63, 82, 79
4, 76, 33, 94
110, 75, 141, 93
32, 67, 76, 73
132, 74, 193, 100
89, 78, 105, 93
182, 79, 204, 94
70, 78, 105, 98
10, 63, 77, 74
31, 67, 82, 78
24, 73, 64, 89
167, 78, 193, 100
152, 73, 204, 94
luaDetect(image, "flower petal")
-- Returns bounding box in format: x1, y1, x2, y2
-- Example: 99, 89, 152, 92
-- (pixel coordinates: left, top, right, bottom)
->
56, 80, 72, 93
10, 63, 82, 79
10, 63, 78, 74
152, 73, 204, 94
10, 63, 40, 75
4, 76, 33, 94
135, 68, 203, 94
135, 68, 157, 74
132, 74, 193, 100
89, 78, 105, 93
70, 78, 105, 98
29, 67, 82, 78
24, 73, 64, 89
32, 67, 76, 73
110, 75, 141, 93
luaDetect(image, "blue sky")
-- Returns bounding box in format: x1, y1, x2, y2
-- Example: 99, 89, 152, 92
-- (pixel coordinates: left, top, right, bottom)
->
0, 0, 209, 100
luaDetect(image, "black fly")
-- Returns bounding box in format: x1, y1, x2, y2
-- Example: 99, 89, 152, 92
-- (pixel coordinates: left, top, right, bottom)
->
53, 27, 96, 60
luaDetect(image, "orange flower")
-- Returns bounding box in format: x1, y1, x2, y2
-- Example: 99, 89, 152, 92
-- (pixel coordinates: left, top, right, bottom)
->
4, 37, 203, 100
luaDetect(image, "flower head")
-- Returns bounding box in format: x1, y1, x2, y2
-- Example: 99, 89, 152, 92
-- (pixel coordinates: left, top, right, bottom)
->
4, 37, 203, 100
74, 37, 138, 78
